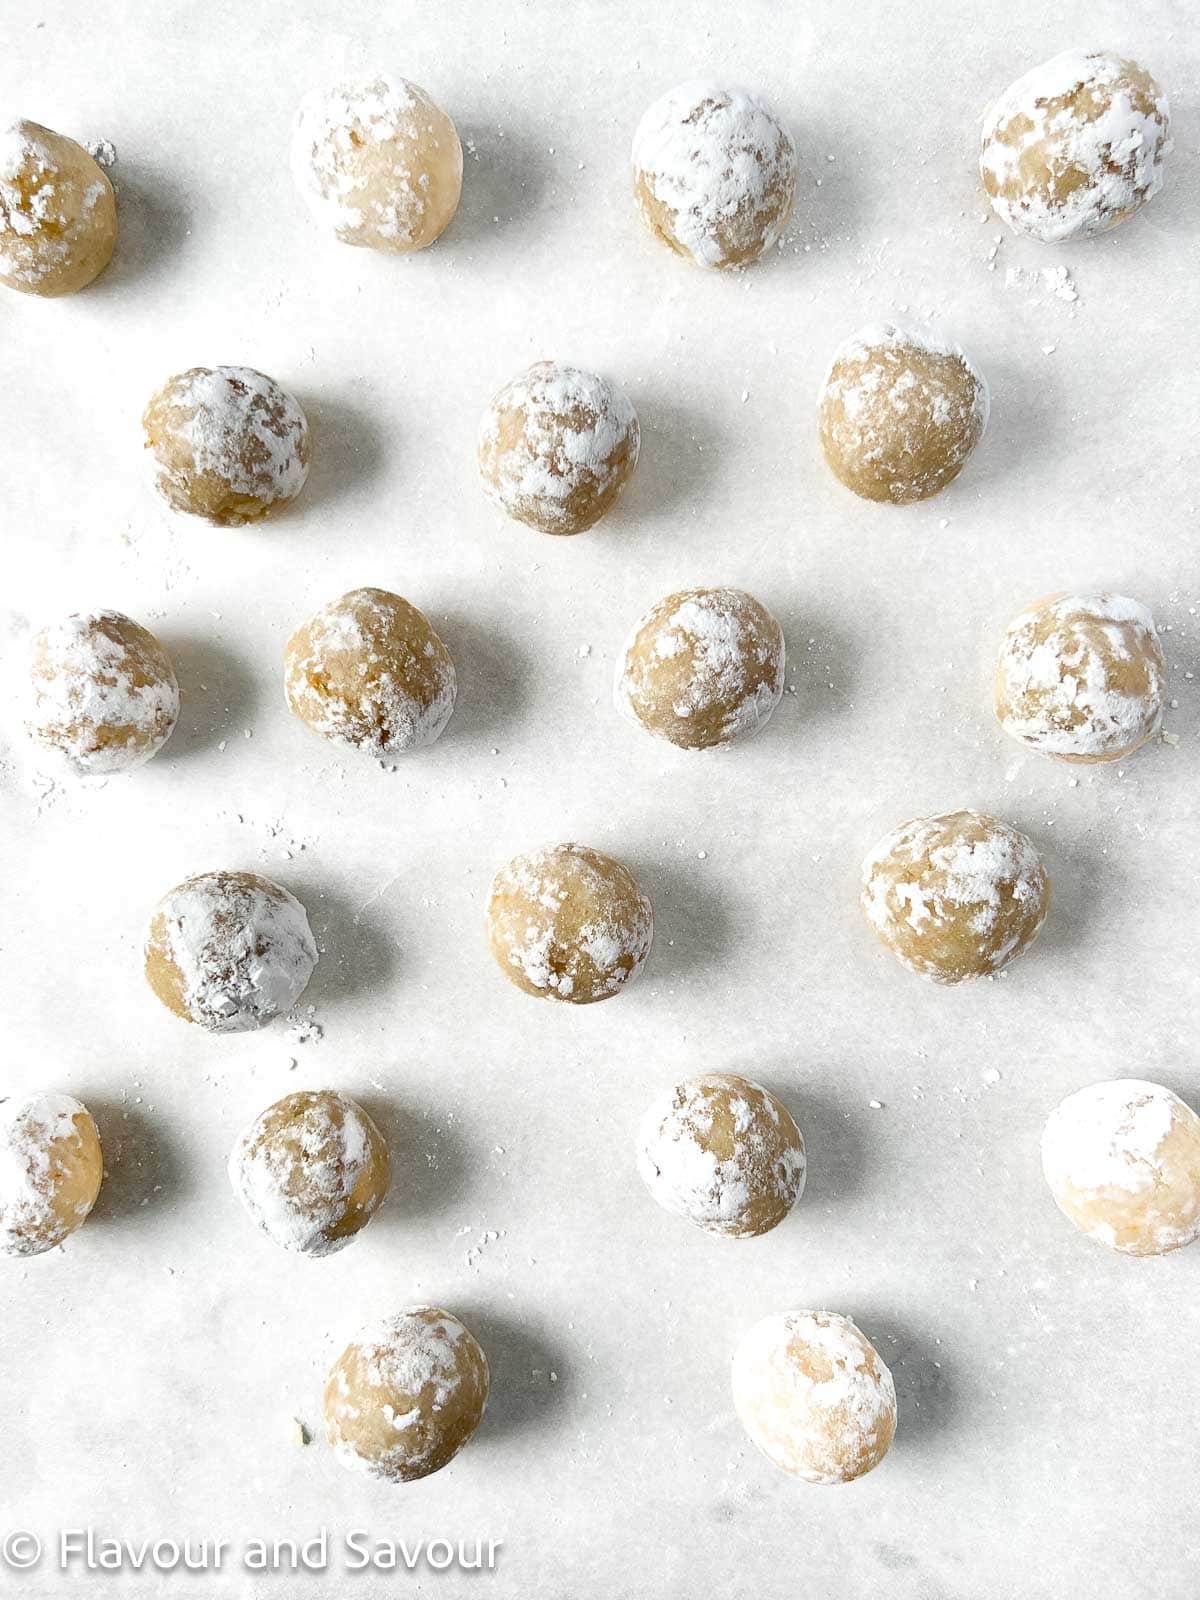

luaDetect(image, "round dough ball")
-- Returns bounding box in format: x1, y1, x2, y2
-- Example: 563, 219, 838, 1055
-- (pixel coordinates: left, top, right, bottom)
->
291, 75, 462, 252
25, 609, 179, 776
731, 1310, 896, 1485
632, 82, 796, 269
995, 592, 1165, 764
0, 119, 116, 296
229, 1089, 389, 1257
0, 1093, 103, 1257
819, 324, 989, 505
487, 842, 653, 1004
861, 810, 1049, 985
636, 1072, 805, 1239
142, 366, 310, 526
477, 361, 640, 536
981, 50, 1170, 244
614, 586, 785, 750
144, 870, 318, 1033
325, 1306, 489, 1482
1042, 1079, 1200, 1256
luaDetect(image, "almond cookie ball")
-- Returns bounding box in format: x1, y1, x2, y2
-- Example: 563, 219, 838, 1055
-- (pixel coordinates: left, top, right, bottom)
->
291, 75, 462, 252
487, 843, 653, 1004
632, 82, 796, 269
0, 1093, 103, 1257
0, 120, 116, 296
325, 1306, 489, 1483
637, 1072, 805, 1239
981, 51, 1170, 244
732, 1311, 896, 1485
615, 586, 785, 750
861, 810, 1049, 984
25, 610, 179, 776
142, 366, 310, 526
995, 592, 1165, 764
477, 361, 640, 536
1042, 1080, 1200, 1256
144, 870, 318, 1033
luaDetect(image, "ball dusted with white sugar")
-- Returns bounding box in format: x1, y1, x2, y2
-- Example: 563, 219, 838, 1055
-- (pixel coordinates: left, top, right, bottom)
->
0, 1093, 103, 1257
0, 119, 116, 296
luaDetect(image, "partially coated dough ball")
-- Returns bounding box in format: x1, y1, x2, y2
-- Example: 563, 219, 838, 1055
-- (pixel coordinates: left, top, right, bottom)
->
325, 1306, 489, 1482
487, 842, 653, 1004
0, 120, 116, 295
0, 1093, 103, 1257
144, 870, 318, 1033
477, 362, 640, 536
636, 1072, 805, 1238
981, 50, 1170, 243
731, 1311, 896, 1484
25, 610, 179, 775
615, 586, 785, 750
861, 810, 1049, 984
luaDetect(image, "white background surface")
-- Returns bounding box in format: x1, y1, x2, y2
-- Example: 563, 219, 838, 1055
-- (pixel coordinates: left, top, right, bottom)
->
1, 1, 1199, 1595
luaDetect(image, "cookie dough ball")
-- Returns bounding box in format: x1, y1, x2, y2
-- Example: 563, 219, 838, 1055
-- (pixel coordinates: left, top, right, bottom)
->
632, 82, 796, 269
0, 1093, 103, 1257
615, 586, 785, 750
325, 1306, 489, 1482
861, 810, 1049, 984
637, 1072, 805, 1239
477, 362, 640, 536
144, 870, 318, 1033
981, 51, 1170, 244
142, 366, 310, 526
1042, 1080, 1200, 1256
819, 324, 988, 505
25, 610, 179, 776
487, 843, 653, 1004
0, 120, 116, 296
291, 75, 462, 252
995, 592, 1165, 764
229, 1090, 389, 1257
285, 587, 455, 759
732, 1311, 896, 1484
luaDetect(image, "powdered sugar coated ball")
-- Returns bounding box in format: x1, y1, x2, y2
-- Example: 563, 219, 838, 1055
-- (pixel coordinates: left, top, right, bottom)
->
0, 1093, 103, 1257
0, 119, 116, 295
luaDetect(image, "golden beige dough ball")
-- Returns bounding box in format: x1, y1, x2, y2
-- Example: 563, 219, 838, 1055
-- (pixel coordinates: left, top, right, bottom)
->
487, 842, 653, 1004
995, 592, 1165, 763
632, 82, 796, 269
325, 1306, 489, 1482
981, 51, 1170, 243
144, 870, 318, 1033
142, 366, 310, 526
0, 1093, 103, 1257
732, 1310, 896, 1484
1042, 1079, 1200, 1256
861, 810, 1049, 984
25, 609, 179, 776
615, 586, 785, 750
291, 75, 462, 252
636, 1072, 805, 1238
0, 119, 116, 296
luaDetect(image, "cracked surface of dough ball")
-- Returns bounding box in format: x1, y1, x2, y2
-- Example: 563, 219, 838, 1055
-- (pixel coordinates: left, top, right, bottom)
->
1042, 1079, 1200, 1256
145, 870, 317, 1033
25, 610, 179, 776
142, 366, 310, 526
0, 1093, 103, 1257
615, 586, 785, 750
981, 50, 1170, 244
632, 81, 796, 268
861, 810, 1049, 984
487, 843, 653, 1004
732, 1311, 896, 1485
478, 362, 640, 536
995, 592, 1165, 763
325, 1306, 489, 1482
292, 75, 462, 252
636, 1072, 805, 1239
0, 119, 116, 295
